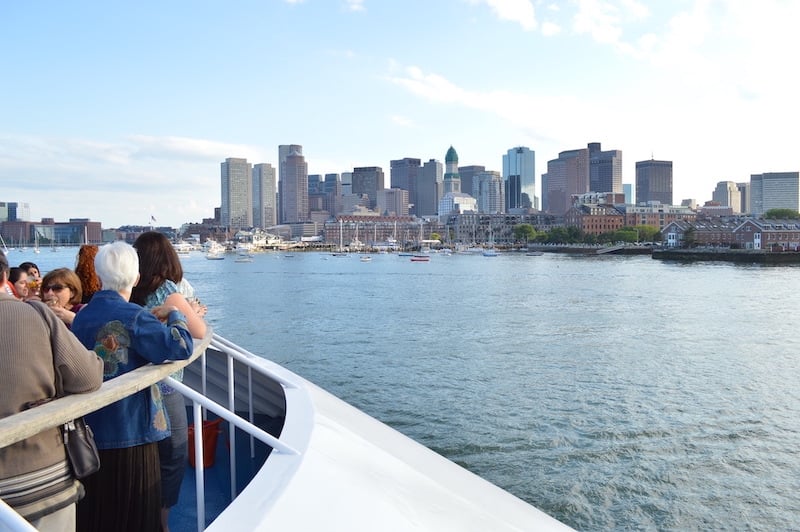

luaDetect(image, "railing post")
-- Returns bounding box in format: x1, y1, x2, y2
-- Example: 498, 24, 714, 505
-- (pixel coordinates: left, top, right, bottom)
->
193, 400, 205, 532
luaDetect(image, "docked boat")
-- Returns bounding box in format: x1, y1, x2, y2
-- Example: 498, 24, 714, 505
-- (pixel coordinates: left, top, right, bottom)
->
0, 331, 570, 531
410, 255, 430, 262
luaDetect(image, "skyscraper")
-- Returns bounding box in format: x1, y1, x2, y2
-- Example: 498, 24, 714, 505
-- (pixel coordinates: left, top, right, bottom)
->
390, 158, 421, 216
588, 142, 622, 194
221, 157, 253, 230
443, 146, 461, 194
253, 163, 276, 228
712, 181, 742, 213
458, 165, 485, 201
635, 159, 673, 205
324, 173, 342, 215
473, 171, 504, 214
750, 172, 800, 217
278, 144, 303, 224
502, 147, 536, 212
352, 167, 385, 209
280, 149, 308, 224
542, 148, 589, 214
417, 159, 443, 217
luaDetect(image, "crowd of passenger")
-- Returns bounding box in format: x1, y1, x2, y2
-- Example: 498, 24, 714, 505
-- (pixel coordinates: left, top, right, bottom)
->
0, 234, 209, 532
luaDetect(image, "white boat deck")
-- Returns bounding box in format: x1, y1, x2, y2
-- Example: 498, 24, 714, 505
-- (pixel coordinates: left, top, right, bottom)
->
1, 330, 572, 531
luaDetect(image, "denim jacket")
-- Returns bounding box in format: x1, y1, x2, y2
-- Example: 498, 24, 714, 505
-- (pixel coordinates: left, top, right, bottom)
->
71, 290, 193, 449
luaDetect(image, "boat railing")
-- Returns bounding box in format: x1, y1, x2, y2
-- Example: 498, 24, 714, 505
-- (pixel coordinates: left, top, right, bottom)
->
0, 328, 307, 531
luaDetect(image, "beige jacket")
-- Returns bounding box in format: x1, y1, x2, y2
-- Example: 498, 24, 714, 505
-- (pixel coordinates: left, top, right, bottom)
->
0, 294, 103, 518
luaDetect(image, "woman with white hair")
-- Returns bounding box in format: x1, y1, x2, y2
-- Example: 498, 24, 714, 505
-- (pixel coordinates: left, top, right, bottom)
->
71, 241, 194, 532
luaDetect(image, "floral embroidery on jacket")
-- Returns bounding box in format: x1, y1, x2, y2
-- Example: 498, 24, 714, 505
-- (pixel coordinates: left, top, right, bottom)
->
94, 320, 130, 377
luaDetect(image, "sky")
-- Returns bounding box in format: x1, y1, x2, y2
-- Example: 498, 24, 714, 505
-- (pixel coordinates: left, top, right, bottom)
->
2, 0, 799, 228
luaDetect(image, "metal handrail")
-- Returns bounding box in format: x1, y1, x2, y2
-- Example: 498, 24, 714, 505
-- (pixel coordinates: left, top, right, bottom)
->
0, 328, 307, 531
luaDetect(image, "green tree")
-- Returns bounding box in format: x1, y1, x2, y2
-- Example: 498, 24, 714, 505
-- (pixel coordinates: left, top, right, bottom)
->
764, 209, 800, 219
429, 232, 441, 242
513, 224, 537, 243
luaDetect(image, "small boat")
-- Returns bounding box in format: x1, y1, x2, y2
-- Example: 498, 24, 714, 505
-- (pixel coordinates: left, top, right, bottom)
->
410, 255, 430, 262
360, 256, 372, 262
525, 251, 543, 256
483, 249, 499, 257
235, 256, 254, 263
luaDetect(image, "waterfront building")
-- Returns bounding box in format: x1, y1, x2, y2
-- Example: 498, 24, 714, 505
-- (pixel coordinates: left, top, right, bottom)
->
280, 148, 309, 225
542, 147, 590, 215
749, 171, 800, 217
221, 157, 253, 230
324, 215, 421, 248
417, 159, 443, 217
253, 163, 276, 229
503, 146, 536, 212
712, 181, 742, 214
621, 203, 696, 230
564, 203, 625, 236
588, 142, 622, 194
444, 212, 561, 245
2, 218, 102, 246
473, 171, 504, 214
352, 166, 384, 210
443, 146, 461, 194
390, 158, 421, 215
662, 218, 800, 250
377, 188, 409, 217
635, 159, 673, 205
458, 165, 485, 201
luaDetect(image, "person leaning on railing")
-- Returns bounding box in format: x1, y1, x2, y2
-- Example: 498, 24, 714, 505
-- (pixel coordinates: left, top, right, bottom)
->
0, 250, 104, 531
132, 231, 208, 532
70, 242, 194, 532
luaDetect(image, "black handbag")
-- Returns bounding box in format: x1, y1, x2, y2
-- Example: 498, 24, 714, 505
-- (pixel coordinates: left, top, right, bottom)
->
22, 301, 102, 479
63, 418, 100, 479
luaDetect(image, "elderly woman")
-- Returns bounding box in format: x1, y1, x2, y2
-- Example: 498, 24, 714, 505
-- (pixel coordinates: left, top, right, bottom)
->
40, 268, 83, 327
71, 242, 194, 532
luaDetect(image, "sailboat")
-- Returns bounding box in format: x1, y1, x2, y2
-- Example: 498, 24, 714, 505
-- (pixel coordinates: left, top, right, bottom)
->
33, 232, 40, 254
0, 234, 8, 255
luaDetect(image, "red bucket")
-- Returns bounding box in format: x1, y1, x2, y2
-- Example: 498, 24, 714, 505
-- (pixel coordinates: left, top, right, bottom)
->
187, 418, 223, 468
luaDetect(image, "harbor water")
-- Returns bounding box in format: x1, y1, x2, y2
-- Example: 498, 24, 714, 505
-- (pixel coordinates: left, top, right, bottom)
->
20, 249, 800, 530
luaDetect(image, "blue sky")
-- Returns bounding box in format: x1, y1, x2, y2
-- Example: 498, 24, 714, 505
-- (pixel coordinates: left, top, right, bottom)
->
1, 0, 798, 228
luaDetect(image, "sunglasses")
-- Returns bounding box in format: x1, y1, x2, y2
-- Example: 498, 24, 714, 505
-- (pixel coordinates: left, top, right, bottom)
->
43, 284, 67, 292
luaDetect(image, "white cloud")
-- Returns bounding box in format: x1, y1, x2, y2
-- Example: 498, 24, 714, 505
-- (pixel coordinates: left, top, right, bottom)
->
0, 134, 268, 227
572, 0, 623, 44
541, 21, 561, 36
344, 0, 365, 11
390, 115, 415, 127
470, 0, 537, 31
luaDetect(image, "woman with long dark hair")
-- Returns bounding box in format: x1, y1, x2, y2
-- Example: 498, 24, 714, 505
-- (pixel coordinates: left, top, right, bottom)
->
132, 231, 207, 531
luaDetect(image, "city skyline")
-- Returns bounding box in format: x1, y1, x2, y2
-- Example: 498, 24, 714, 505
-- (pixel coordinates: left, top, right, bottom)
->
2, 1, 799, 227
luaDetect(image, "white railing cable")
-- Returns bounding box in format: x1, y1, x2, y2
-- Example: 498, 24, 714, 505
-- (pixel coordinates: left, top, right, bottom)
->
210, 335, 300, 389
0, 499, 36, 532
192, 400, 206, 532
164, 378, 299, 456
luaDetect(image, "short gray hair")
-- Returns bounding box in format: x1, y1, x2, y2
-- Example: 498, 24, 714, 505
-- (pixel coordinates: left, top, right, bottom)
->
95, 241, 139, 292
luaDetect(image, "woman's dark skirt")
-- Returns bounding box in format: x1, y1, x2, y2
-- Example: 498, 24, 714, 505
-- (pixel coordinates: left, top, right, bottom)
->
76, 442, 162, 532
